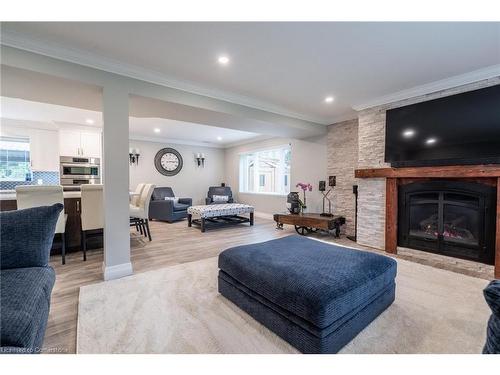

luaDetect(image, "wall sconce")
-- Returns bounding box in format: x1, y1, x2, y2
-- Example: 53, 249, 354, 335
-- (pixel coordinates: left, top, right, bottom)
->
129, 148, 141, 166
195, 152, 205, 167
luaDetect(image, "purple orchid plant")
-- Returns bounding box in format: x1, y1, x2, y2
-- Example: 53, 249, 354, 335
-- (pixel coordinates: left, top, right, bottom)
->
296, 182, 313, 192
296, 182, 313, 212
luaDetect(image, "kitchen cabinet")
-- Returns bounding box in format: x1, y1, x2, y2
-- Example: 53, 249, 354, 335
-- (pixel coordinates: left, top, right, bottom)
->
59, 129, 101, 158
0, 124, 59, 171
0, 197, 102, 253
31, 128, 60, 171
80, 132, 101, 158
59, 129, 82, 157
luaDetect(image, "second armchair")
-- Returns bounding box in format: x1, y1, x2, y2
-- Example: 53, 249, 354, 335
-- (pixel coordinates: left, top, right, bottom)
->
149, 187, 192, 223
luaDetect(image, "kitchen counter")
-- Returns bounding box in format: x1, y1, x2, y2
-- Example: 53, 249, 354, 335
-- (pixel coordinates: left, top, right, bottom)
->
0, 191, 82, 200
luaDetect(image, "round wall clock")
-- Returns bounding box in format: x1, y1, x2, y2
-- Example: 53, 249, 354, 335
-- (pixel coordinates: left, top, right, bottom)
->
154, 148, 183, 176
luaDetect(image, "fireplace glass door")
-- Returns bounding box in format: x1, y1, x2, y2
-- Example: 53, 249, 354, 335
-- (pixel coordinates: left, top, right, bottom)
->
408, 192, 439, 245
398, 181, 495, 264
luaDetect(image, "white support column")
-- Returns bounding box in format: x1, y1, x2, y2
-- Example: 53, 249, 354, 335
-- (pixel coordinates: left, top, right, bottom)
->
102, 84, 132, 280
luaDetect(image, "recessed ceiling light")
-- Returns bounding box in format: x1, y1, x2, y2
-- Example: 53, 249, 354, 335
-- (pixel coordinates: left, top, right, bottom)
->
154, 128, 161, 133
217, 55, 230, 65
217, 136, 223, 141
324, 96, 334, 103
85, 119, 94, 125
426, 138, 437, 145
403, 129, 415, 138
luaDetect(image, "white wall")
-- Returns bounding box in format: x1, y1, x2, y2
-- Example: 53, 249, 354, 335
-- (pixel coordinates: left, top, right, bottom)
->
224, 136, 327, 215
129, 139, 225, 205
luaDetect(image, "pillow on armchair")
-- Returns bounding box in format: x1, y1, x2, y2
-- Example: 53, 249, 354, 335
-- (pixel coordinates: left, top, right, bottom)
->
164, 197, 179, 204
212, 195, 229, 203
206, 186, 233, 205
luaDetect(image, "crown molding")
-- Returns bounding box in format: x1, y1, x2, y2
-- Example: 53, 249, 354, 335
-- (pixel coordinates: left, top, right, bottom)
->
1, 30, 330, 125
352, 64, 500, 111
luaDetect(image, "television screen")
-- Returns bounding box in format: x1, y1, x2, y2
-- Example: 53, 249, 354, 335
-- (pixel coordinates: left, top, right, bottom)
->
385, 85, 500, 167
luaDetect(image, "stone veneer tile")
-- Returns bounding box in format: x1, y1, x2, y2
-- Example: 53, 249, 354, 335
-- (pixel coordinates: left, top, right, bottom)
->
326, 119, 358, 236
356, 178, 386, 249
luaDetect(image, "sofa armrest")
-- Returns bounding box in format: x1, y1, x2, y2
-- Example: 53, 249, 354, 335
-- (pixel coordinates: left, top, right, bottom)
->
178, 198, 192, 206
205, 197, 212, 205
0, 204, 63, 270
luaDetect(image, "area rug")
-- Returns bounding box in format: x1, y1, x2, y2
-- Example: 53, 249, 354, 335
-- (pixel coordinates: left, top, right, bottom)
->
77, 255, 490, 353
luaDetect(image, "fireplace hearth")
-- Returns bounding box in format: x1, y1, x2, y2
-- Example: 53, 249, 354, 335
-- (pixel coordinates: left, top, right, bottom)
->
398, 180, 496, 264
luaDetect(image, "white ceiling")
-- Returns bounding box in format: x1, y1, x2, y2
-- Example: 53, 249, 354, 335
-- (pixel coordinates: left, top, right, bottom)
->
2, 22, 499, 124
1, 66, 326, 139
0, 97, 262, 148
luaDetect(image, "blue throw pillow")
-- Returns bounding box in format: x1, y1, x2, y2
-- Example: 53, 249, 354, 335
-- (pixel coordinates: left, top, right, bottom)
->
0, 204, 63, 270
483, 280, 500, 354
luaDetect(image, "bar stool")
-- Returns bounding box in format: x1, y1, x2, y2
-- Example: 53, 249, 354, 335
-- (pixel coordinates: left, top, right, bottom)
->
130, 183, 145, 234
16, 185, 68, 264
130, 183, 155, 241
80, 184, 104, 261
130, 183, 145, 207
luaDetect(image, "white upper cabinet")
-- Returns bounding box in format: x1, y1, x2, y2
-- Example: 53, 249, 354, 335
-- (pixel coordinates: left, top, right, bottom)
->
31, 128, 59, 171
59, 129, 101, 158
80, 131, 102, 158
0, 124, 59, 172
59, 129, 82, 157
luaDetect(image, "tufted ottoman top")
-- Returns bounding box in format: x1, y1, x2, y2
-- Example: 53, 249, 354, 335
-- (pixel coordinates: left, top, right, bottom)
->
188, 203, 254, 219
218, 235, 397, 329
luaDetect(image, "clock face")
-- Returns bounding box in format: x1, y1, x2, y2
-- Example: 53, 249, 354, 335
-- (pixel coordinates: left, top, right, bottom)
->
154, 148, 183, 176
161, 153, 179, 171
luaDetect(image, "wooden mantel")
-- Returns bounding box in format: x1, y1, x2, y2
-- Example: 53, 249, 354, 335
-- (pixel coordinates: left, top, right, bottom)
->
355, 164, 500, 179
355, 164, 500, 279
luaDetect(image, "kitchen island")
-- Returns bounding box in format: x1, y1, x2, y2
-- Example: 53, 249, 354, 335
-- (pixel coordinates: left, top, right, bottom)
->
0, 190, 101, 254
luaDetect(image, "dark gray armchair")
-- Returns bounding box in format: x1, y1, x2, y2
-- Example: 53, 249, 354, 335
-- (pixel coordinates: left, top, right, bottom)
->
205, 186, 234, 205
148, 187, 192, 222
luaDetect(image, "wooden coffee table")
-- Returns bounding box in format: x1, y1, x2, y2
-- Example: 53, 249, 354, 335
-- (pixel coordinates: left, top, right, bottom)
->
273, 212, 346, 237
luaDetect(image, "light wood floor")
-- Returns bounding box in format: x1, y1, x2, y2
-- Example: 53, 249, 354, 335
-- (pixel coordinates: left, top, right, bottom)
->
44, 216, 296, 354
43, 215, 493, 354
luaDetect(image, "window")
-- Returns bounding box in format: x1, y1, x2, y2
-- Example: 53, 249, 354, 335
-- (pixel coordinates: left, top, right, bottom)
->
239, 145, 291, 195
0, 136, 31, 182
259, 175, 265, 187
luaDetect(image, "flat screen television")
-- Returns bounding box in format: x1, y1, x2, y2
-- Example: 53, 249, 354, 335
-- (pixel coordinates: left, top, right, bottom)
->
385, 85, 500, 167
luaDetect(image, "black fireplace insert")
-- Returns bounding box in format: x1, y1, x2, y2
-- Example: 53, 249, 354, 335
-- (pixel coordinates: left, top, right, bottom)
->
398, 180, 496, 264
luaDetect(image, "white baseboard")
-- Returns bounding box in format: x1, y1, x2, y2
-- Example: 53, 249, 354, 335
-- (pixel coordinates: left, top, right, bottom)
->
102, 262, 133, 281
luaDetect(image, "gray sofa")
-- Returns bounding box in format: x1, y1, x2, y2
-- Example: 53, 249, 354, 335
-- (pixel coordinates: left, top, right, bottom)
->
148, 187, 192, 222
0, 204, 63, 354
205, 186, 234, 205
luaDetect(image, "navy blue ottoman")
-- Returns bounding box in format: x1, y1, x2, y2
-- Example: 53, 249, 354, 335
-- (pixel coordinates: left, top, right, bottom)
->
218, 235, 397, 354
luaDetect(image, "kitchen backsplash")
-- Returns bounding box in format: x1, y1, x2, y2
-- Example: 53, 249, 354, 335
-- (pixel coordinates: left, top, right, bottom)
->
0, 171, 60, 190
